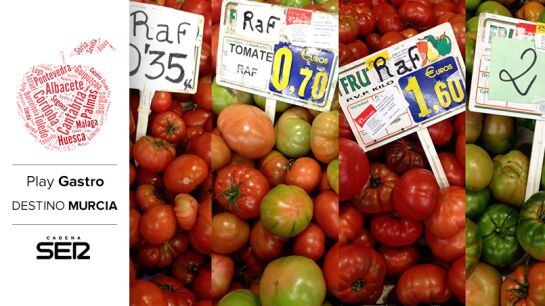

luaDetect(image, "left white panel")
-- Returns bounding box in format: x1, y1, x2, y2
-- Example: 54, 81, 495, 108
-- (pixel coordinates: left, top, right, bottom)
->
0, 1, 128, 305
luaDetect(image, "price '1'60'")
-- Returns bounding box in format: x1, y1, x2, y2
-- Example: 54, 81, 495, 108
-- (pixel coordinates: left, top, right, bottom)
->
404, 76, 464, 118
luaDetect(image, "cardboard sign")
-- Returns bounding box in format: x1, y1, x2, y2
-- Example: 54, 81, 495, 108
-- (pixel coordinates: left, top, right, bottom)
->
338, 23, 465, 150
216, 0, 339, 111
469, 13, 545, 119
129, 2, 204, 93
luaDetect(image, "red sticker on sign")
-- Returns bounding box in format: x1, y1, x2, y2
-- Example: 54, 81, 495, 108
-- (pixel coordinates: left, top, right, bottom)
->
286, 9, 312, 25
355, 105, 376, 127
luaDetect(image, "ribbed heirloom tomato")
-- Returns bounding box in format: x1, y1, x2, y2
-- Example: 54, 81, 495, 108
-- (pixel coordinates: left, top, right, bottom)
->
339, 138, 369, 201
370, 214, 423, 247
393, 168, 439, 221
396, 264, 452, 305
164, 154, 208, 194
352, 163, 397, 214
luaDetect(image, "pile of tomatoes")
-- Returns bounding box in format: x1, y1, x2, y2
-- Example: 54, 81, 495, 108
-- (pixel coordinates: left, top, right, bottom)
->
339, 0, 465, 67
129, 1, 213, 306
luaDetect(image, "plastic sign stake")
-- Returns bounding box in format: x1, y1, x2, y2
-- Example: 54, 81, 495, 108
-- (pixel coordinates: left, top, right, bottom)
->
416, 128, 449, 188
265, 97, 277, 122
129, 2, 204, 140
525, 119, 545, 200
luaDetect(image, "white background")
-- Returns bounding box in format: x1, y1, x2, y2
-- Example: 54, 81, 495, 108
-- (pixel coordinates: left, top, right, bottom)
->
0, 1, 128, 305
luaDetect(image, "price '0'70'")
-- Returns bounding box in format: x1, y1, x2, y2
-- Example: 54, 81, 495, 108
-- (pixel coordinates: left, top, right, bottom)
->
404, 76, 464, 118
271, 47, 328, 100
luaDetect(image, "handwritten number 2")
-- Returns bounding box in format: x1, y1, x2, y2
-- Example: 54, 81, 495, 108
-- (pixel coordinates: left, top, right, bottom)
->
499, 48, 537, 96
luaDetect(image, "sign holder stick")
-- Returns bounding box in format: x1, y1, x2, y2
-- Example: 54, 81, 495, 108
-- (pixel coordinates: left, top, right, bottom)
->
416, 127, 449, 188
525, 119, 545, 200
136, 87, 156, 141
265, 97, 277, 122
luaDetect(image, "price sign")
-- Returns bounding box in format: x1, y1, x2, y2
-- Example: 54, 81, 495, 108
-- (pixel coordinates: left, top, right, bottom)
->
338, 23, 465, 151
129, 2, 204, 93
217, 0, 338, 111
469, 13, 545, 119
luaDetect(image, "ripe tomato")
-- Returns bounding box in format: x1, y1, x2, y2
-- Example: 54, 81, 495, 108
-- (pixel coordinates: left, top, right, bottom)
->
425, 228, 465, 262
425, 186, 465, 239
396, 265, 452, 305
151, 111, 186, 145
189, 197, 212, 254
211, 133, 231, 171
456, 133, 465, 167
370, 214, 422, 247
285, 157, 321, 193
310, 111, 339, 163
135, 167, 164, 189
385, 138, 426, 175
293, 223, 326, 261
211, 254, 234, 299
352, 228, 376, 248
365, 33, 381, 52
250, 220, 287, 262
352, 163, 397, 214
193, 268, 212, 300
448, 257, 465, 303
354, 6, 376, 36
133, 136, 176, 173
152, 275, 196, 306
137, 231, 188, 268
217, 104, 275, 159
130, 280, 168, 306
339, 111, 353, 139
140, 204, 177, 244
378, 31, 405, 49
164, 154, 208, 194
194, 74, 211, 110
393, 169, 439, 221
212, 212, 250, 254
324, 244, 386, 303
258, 150, 289, 187
186, 132, 211, 168
379, 245, 420, 276
339, 205, 363, 243
151, 91, 172, 113
136, 184, 166, 212
215, 164, 270, 219
339, 138, 369, 201
183, 108, 212, 128
398, 0, 436, 30
427, 119, 453, 146
174, 194, 198, 230
377, 13, 405, 34
339, 15, 359, 43
438, 152, 465, 186
501, 262, 545, 306
130, 208, 141, 247
172, 250, 205, 287
314, 191, 339, 240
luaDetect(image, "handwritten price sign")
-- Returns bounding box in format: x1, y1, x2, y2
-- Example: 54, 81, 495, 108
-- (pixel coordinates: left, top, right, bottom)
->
129, 2, 204, 93
217, 0, 338, 111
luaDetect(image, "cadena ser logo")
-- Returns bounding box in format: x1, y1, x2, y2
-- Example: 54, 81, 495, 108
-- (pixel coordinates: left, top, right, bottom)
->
36, 235, 90, 260
415, 33, 452, 65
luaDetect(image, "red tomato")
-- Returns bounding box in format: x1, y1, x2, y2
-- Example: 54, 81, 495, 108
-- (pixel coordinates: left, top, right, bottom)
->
151, 91, 172, 113
285, 157, 321, 193
214, 164, 270, 219
400, 27, 419, 38
385, 138, 426, 175
438, 152, 465, 187
250, 220, 286, 262
339, 108, 354, 139
211, 212, 250, 254
455, 133, 465, 167
133, 136, 176, 173
393, 169, 439, 221
396, 264, 452, 305
164, 155, 208, 194
378, 31, 405, 49
324, 244, 386, 303
135, 167, 164, 189
189, 197, 212, 254
152, 275, 196, 306
183, 108, 212, 128
314, 191, 339, 240
454, 112, 465, 135
351, 228, 376, 248
346, 39, 369, 62
379, 245, 420, 276
398, 0, 436, 30
425, 186, 465, 238
151, 111, 186, 145
377, 13, 405, 34
339, 15, 359, 43
448, 257, 465, 303
130, 112, 136, 135
136, 184, 166, 212
211, 253, 234, 299
193, 75, 211, 109
174, 194, 199, 230
186, 132, 211, 168
353, 6, 376, 36
193, 268, 212, 300
130, 208, 141, 247
258, 150, 289, 187
211, 133, 232, 171
130, 280, 167, 306
426, 228, 465, 262
140, 204, 177, 244
427, 119, 453, 146
136, 232, 189, 268
370, 214, 422, 247
172, 250, 205, 287
293, 223, 326, 261
339, 138, 370, 201
353, 163, 397, 214
339, 205, 364, 243
365, 33, 381, 52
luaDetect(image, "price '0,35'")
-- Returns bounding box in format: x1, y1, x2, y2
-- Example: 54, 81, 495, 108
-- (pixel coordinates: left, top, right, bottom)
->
404, 76, 464, 118
271, 47, 328, 100
130, 43, 193, 90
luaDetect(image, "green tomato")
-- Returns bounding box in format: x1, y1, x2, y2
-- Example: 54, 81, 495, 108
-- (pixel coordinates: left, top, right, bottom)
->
466, 188, 490, 220
212, 78, 252, 114
467, 0, 481, 11
542, 157, 545, 190
260, 184, 313, 238
540, 10, 545, 22
477, 1, 512, 17
481, 115, 515, 154
466, 262, 502, 306
219, 289, 261, 306
466, 144, 494, 191
518, 192, 545, 261
260, 256, 326, 306
515, 117, 536, 131
467, 16, 479, 33
253, 95, 290, 113
275, 116, 311, 158
327, 159, 339, 194
281, 0, 312, 8
466, 218, 482, 277
478, 204, 522, 267
490, 150, 528, 207
466, 37, 476, 75
466, 110, 483, 143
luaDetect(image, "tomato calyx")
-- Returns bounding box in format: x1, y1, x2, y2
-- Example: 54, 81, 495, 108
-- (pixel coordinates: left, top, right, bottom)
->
158, 283, 176, 292
505, 261, 530, 304
369, 175, 383, 189
220, 177, 244, 206
351, 278, 365, 293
